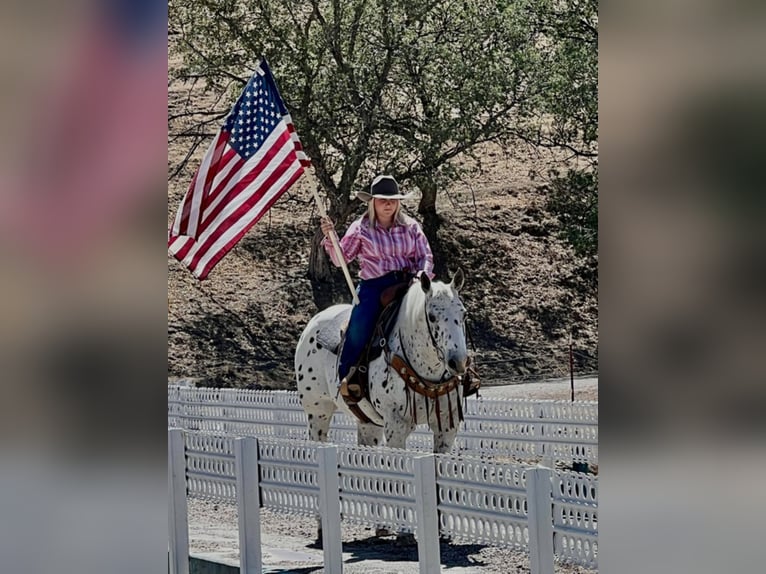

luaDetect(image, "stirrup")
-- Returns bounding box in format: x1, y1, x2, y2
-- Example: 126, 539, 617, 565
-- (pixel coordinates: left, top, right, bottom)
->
340, 381, 363, 404
339, 369, 362, 404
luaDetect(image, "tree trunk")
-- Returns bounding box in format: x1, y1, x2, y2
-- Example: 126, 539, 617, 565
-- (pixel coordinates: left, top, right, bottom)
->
308, 229, 332, 281
416, 178, 448, 280
308, 230, 348, 310
418, 178, 437, 216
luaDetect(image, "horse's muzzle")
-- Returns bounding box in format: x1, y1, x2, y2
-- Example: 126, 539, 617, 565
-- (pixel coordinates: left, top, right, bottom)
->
447, 356, 468, 376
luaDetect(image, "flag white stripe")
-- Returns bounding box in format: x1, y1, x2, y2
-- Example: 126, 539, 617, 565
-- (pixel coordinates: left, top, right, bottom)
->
201, 127, 285, 224
284, 114, 308, 162
289, 131, 308, 156
184, 136, 295, 268
171, 196, 186, 237
208, 148, 240, 199
167, 235, 193, 257
185, 133, 223, 238
195, 159, 303, 275
181, 132, 297, 268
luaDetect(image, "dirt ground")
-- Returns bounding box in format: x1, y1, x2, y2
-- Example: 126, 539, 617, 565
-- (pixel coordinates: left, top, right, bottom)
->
186, 378, 597, 573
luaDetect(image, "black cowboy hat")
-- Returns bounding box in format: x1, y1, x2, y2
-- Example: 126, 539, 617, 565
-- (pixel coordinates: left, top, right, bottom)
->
355, 175, 412, 202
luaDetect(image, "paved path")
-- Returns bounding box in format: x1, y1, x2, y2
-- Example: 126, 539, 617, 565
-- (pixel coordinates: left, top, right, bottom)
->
479, 376, 598, 401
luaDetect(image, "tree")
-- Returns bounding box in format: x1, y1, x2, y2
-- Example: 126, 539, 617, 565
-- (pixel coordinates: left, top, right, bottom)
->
545, 168, 597, 259
521, 0, 598, 160
169, 0, 544, 279
519, 0, 598, 273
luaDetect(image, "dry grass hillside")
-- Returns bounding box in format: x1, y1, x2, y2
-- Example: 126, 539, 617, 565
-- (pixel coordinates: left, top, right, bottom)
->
167, 75, 598, 389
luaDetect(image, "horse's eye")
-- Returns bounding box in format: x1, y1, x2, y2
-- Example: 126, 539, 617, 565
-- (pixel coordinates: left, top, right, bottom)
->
428, 313, 437, 323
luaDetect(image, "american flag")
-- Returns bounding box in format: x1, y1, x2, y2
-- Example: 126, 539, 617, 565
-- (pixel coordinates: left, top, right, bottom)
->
168, 59, 310, 280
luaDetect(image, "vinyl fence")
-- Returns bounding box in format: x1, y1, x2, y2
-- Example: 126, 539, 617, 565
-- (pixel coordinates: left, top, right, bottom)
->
168, 428, 598, 574
168, 386, 598, 466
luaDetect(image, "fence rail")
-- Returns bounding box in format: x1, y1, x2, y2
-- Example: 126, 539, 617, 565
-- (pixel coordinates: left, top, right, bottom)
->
168, 386, 598, 465
168, 428, 598, 574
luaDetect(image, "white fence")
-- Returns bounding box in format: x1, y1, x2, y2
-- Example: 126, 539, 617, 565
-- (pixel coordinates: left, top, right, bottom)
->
168, 428, 598, 574
168, 386, 598, 465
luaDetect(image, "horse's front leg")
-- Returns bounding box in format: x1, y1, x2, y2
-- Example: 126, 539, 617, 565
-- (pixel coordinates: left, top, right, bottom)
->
376, 412, 417, 544
383, 413, 416, 449
433, 426, 459, 454
358, 422, 384, 447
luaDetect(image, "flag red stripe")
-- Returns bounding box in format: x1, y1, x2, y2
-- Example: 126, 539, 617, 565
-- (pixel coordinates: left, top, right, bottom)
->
175, 168, 199, 235
202, 145, 240, 208
167, 235, 194, 261
197, 129, 292, 233
195, 166, 304, 279
185, 134, 299, 272
175, 138, 240, 235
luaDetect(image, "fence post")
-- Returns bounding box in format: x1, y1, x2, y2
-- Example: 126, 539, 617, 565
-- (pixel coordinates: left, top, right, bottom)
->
527, 466, 555, 574
413, 454, 440, 574
317, 445, 343, 573
235, 437, 262, 574
168, 428, 189, 574
536, 402, 555, 468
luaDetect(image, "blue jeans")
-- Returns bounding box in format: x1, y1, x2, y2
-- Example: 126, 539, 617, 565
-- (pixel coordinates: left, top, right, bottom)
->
339, 270, 411, 380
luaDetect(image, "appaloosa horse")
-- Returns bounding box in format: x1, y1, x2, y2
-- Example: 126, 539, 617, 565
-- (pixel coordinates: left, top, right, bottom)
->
295, 269, 471, 454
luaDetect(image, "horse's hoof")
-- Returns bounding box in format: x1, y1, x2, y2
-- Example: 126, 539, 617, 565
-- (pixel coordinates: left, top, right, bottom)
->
394, 533, 416, 546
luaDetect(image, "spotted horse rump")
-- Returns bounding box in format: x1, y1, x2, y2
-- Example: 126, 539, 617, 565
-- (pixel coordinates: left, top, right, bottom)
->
295, 269, 478, 454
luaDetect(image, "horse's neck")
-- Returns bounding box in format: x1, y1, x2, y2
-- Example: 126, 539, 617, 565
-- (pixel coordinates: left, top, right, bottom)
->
395, 286, 444, 377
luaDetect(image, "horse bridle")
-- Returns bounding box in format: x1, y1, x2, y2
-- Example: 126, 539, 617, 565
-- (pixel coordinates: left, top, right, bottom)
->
424, 304, 449, 372
393, 299, 464, 385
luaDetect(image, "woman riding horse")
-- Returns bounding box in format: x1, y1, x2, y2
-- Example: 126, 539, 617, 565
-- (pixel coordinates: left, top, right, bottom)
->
320, 175, 434, 399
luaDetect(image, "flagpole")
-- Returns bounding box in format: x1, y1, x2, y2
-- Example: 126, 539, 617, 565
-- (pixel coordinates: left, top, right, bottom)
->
312, 188, 360, 306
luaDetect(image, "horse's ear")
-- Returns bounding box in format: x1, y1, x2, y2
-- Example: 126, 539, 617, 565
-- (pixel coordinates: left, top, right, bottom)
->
420, 272, 431, 293
451, 268, 465, 292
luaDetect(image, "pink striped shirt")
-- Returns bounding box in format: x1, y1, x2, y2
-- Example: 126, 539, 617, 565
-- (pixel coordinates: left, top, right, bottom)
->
323, 215, 434, 280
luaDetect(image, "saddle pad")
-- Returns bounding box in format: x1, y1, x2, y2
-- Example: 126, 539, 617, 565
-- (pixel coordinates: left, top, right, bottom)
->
315, 306, 351, 355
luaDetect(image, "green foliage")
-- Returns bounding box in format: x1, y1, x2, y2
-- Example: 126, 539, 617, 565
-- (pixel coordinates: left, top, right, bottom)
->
520, 0, 598, 158
169, 0, 546, 216
545, 168, 598, 259
169, 0, 598, 278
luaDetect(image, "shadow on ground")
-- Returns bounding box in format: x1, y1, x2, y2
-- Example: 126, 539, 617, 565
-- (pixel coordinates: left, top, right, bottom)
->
341, 535, 488, 568
263, 568, 322, 574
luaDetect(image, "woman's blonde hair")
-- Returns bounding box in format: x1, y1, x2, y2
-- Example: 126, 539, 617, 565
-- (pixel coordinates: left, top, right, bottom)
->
367, 198, 407, 229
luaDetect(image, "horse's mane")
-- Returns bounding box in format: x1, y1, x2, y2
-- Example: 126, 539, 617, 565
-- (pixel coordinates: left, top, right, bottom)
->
400, 277, 456, 327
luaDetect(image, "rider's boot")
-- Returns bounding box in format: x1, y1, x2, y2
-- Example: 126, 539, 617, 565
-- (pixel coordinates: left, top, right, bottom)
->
339, 367, 362, 404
